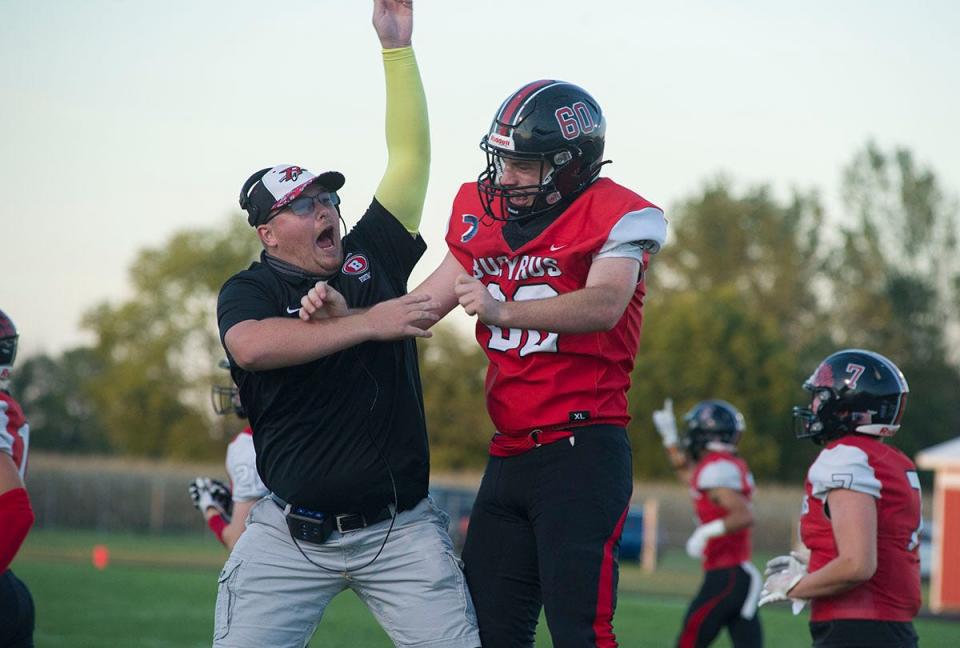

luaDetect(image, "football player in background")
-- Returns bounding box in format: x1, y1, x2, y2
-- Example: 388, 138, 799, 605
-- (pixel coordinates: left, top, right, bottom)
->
0, 309, 36, 647
760, 349, 921, 648
189, 361, 268, 551
406, 79, 667, 647
653, 399, 762, 648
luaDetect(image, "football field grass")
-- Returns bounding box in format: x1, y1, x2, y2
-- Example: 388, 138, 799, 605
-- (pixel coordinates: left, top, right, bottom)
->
13, 530, 959, 647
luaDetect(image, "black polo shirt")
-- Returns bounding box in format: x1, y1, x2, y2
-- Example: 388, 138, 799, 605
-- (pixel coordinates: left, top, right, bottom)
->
217, 199, 429, 513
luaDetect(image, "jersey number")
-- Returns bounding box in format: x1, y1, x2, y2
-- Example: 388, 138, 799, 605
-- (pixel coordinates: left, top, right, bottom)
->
484, 283, 559, 357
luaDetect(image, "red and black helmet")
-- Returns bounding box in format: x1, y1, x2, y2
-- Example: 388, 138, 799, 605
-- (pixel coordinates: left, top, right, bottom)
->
682, 400, 746, 460
477, 80, 607, 221
0, 309, 18, 386
793, 349, 909, 444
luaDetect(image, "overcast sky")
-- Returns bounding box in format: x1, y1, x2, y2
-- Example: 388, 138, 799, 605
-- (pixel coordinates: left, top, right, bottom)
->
2, 0, 957, 357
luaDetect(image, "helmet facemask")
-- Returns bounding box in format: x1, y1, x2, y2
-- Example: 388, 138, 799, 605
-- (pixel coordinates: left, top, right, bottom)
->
0, 326, 18, 392
478, 143, 581, 222
211, 384, 246, 419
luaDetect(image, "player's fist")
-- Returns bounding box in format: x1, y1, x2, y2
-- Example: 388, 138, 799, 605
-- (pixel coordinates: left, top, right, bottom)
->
208, 479, 234, 519
189, 477, 231, 520
652, 398, 678, 447
759, 552, 808, 614
455, 275, 504, 325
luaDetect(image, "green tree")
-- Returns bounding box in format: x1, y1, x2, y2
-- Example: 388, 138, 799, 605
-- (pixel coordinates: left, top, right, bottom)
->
16, 348, 110, 453
81, 219, 260, 458
629, 287, 808, 481
659, 180, 829, 356
830, 142, 960, 457
418, 324, 492, 470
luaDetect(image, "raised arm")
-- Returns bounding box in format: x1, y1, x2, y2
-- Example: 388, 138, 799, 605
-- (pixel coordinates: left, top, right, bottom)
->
652, 398, 693, 483
372, 0, 429, 234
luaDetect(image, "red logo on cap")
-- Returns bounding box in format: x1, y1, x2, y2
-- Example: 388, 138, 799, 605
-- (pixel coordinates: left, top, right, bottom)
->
279, 166, 304, 182
342, 254, 369, 275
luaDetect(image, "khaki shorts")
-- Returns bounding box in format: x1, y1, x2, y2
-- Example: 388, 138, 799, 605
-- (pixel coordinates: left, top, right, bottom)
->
213, 496, 479, 648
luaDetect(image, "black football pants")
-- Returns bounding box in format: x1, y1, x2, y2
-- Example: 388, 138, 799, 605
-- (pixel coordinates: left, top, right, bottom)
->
462, 425, 633, 648
0, 569, 34, 648
677, 565, 762, 648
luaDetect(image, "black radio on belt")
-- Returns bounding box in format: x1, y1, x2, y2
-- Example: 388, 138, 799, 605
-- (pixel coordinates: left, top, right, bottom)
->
284, 504, 333, 545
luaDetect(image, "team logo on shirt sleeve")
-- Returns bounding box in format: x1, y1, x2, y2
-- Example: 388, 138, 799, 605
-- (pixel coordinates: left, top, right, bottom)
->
460, 214, 479, 243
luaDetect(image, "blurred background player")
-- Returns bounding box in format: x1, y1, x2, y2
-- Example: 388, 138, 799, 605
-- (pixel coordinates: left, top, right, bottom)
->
0, 309, 36, 648
760, 349, 921, 648
189, 360, 268, 551
653, 398, 762, 648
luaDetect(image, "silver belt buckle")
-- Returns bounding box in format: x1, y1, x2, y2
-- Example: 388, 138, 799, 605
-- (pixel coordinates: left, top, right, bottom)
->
336, 513, 365, 533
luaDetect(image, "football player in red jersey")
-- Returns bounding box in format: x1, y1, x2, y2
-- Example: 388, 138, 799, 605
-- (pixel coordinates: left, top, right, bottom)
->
189, 360, 269, 551
412, 80, 667, 647
0, 309, 36, 647
653, 399, 762, 648
760, 349, 921, 648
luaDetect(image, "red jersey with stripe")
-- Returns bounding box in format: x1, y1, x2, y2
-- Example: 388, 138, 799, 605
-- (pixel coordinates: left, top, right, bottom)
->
691, 450, 754, 569
800, 434, 922, 622
0, 391, 29, 478
445, 179, 666, 447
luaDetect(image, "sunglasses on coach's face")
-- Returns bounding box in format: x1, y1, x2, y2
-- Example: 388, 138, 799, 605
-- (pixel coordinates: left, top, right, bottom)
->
267, 192, 341, 222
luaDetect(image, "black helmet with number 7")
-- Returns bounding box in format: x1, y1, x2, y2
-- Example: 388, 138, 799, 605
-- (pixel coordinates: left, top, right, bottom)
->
477, 80, 607, 222
793, 349, 908, 444
683, 400, 746, 460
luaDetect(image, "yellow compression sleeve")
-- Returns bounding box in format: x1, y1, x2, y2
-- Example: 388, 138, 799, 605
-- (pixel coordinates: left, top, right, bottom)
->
375, 47, 430, 234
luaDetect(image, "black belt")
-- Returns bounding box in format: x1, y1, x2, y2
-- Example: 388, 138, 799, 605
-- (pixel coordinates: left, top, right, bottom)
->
271, 494, 394, 534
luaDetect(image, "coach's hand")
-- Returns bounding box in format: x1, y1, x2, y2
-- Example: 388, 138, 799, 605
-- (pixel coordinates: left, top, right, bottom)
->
362, 293, 439, 340
372, 0, 413, 50
300, 281, 349, 321
652, 398, 678, 447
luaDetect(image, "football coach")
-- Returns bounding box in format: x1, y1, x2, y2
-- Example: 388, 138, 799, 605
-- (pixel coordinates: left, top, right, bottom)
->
212, 2, 479, 647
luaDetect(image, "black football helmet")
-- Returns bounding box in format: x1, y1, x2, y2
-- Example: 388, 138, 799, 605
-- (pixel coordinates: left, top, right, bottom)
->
477, 80, 607, 221
211, 358, 246, 419
0, 309, 18, 390
682, 400, 745, 460
793, 349, 908, 444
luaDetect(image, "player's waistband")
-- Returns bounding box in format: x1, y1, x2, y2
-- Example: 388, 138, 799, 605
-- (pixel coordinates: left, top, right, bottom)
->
489, 422, 625, 457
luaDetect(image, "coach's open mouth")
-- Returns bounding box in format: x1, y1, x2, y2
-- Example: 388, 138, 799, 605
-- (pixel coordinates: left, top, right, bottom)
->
315, 226, 335, 250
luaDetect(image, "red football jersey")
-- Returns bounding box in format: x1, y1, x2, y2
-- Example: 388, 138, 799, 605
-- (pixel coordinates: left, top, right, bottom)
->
691, 450, 754, 569
0, 391, 29, 478
800, 435, 922, 622
446, 179, 666, 445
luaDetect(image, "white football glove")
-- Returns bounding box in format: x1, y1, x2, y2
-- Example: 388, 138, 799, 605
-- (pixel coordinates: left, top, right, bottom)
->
652, 398, 679, 447
189, 477, 232, 520
685, 519, 725, 559
759, 552, 808, 614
